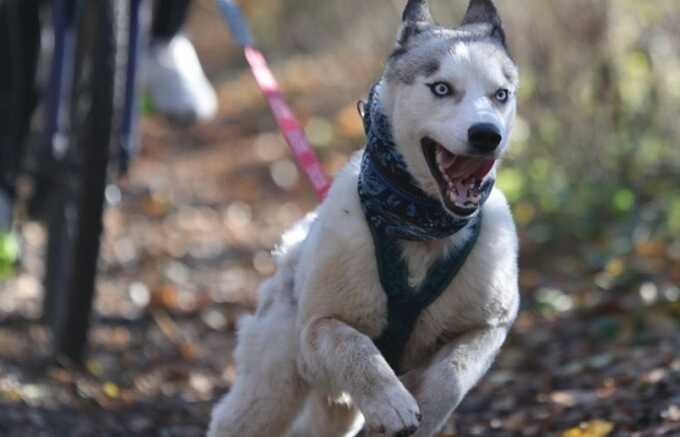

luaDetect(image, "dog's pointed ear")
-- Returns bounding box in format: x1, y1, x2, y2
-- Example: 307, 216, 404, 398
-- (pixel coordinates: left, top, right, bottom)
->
462, 0, 499, 25
462, 0, 507, 47
402, 0, 434, 24
395, 0, 434, 50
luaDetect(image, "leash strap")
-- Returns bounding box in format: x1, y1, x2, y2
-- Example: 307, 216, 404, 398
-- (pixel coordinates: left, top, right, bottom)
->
217, 0, 332, 200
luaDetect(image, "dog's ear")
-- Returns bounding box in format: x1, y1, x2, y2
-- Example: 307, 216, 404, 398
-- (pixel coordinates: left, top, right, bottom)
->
462, 0, 507, 48
395, 0, 434, 49
402, 0, 434, 23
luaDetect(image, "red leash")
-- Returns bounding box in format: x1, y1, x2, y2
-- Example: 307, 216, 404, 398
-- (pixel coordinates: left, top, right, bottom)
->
243, 47, 332, 199
218, 0, 332, 200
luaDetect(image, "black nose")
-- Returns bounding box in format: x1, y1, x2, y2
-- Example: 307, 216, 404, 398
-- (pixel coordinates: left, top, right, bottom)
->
468, 123, 502, 154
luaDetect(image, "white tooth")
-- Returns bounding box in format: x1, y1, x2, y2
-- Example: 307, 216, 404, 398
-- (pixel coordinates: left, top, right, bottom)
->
436, 149, 445, 165
456, 181, 466, 194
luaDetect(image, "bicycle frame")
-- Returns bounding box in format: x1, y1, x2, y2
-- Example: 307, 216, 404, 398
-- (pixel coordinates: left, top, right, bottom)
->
45, 0, 76, 160
120, 0, 144, 174
45, 0, 144, 173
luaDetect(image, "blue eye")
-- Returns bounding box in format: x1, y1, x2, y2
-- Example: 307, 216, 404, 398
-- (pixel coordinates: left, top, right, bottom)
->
495, 88, 510, 103
428, 82, 453, 98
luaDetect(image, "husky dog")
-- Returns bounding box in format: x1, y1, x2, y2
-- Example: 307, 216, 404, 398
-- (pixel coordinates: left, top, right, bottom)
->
208, 1, 519, 436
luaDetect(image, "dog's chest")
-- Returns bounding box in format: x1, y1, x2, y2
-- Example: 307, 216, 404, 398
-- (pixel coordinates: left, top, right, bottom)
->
401, 240, 451, 287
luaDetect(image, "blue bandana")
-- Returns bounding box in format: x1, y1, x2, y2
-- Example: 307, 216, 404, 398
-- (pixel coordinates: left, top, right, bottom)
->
357, 83, 494, 241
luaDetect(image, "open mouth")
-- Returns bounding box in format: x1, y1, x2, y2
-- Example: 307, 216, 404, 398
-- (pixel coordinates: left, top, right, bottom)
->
422, 137, 496, 216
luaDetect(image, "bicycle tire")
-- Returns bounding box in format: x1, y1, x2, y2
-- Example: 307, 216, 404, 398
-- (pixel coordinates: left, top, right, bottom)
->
0, 0, 40, 200
44, 0, 126, 364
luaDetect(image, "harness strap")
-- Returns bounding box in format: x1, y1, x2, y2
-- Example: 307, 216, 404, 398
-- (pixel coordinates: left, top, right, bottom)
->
370, 214, 483, 373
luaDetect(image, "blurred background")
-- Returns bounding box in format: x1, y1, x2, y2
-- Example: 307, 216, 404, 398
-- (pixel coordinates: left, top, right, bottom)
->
1, 0, 678, 436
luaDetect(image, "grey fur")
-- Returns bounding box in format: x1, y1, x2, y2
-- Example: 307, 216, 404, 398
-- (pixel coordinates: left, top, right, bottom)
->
402, 0, 434, 24
395, 0, 436, 52
388, 36, 450, 84
388, 0, 512, 84
387, 29, 514, 85
422, 59, 440, 77
462, 0, 507, 49
462, 0, 501, 25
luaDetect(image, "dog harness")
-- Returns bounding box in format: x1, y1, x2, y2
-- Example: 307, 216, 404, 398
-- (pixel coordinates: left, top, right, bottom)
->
357, 82, 493, 372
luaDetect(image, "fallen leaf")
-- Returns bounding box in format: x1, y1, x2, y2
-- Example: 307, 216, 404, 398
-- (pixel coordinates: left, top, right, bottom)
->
561, 420, 614, 437
102, 382, 120, 399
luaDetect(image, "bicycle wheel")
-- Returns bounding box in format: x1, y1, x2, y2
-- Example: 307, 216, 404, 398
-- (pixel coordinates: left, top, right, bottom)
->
44, 0, 125, 364
0, 0, 40, 195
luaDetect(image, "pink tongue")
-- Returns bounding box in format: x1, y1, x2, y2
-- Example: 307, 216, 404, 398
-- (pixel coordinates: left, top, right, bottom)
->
444, 156, 495, 180
472, 158, 496, 179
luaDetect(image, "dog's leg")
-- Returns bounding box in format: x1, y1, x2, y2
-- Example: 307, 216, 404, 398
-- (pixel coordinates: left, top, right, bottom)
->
401, 327, 510, 437
285, 391, 363, 437
208, 278, 307, 437
300, 317, 421, 436
208, 372, 305, 437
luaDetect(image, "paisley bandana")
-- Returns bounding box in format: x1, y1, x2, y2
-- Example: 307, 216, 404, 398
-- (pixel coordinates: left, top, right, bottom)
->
357, 82, 495, 241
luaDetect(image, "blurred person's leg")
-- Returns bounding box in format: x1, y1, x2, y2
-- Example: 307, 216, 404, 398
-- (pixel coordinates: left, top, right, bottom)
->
0, 0, 40, 231
0, 0, 40, 275
145, 0, 217, 123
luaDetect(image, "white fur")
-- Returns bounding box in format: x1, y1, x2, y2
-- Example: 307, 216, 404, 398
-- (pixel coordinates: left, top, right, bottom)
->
208, 12, 520, 437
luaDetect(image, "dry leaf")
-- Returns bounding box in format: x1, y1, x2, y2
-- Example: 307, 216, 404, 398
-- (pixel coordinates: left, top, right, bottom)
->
102, 382, 120, 399
561, 420, 614, 437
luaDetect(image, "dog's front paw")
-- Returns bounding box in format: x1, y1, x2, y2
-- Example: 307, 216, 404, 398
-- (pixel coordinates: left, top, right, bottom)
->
359, 386, 421, 436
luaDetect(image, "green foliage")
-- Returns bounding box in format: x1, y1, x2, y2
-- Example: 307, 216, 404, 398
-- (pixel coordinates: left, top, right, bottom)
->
669, 196, 680, 234
494, 1, 680, 246
0, 232, 19, 279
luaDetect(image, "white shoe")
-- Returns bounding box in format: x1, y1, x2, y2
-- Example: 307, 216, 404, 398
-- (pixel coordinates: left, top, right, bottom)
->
144, 34, 218, 123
